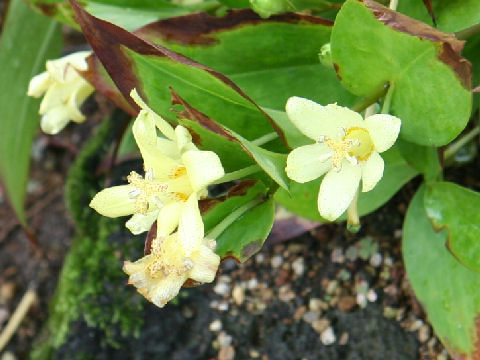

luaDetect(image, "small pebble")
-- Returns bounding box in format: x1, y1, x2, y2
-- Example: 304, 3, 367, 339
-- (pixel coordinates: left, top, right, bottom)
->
214, 282, 231, 296
218, 302, 229, 312
437, 351, 448, 360
232, 285, 245, 305
308, 298, 323, 312
278, 285, 295, 302
418, 324, 430, 343
345, 246, 359, 262
331, 248, 344, 263
338, 332, 349, 345
209, 319, 223, 332
1, 352, 16, 360
337, 269, 351, 281
312, 318, 330, 333
369, 253, 382, 267
337, 296, 356, 313
217, 331, 233, 348
320, 327, 336, 345
271, 255, 283, 268
247, 278, 259, 290
356, 293, 367, 308
0, 307, 9, 325
326, 280, 338, 295
293, 305, 307, 321
366, 289, 377, 302
0, 282, 16, 302
292, 258, 305, 276
408, 319, 424, 332
249, 349, 260, 358
302, 311, 319, 324
218, 346, 235, 360
255, 253, 265, 264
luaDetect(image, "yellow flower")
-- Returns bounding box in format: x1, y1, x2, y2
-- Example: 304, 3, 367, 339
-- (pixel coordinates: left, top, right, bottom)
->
123, 194, 220, 307
89, 89, 225, 236
27, 51, 94, 134
285, 97, 401, 221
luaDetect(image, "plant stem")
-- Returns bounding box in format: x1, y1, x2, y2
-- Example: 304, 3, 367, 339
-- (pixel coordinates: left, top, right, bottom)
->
456, 23, 480, 40
389, 0, 398, 10
251, 132, 279, 146
381, 82, 395, 114
444, 126, 480, 160
351, 85, 388, 113
364, 104, 376, 118
346, 190, 360, 233
206, 197, 264, 239
212, 164, 261, 184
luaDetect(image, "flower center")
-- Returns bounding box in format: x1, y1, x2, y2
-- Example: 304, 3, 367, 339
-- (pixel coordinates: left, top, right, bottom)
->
148, 236, 194, 278
343, 127, 374, 162
127, 170, 169, 214
319, 127, 374, 169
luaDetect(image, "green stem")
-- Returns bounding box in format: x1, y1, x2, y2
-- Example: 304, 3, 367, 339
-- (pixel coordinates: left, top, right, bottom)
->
351, 85, 388, 113
381, 82, 395, 114
251, 132, 279, 146
212, 164, 261, 184
206, 197, 264, 239
346, 190, 361, 233
444, 126, 480, 160
456, 23, 480, 40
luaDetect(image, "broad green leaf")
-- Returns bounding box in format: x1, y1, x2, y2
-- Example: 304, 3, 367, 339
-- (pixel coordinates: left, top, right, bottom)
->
403, 186, 480, 359
71, 2, 284, 150
135, 10, 358, 111
424, 182, 480, 272
263, 108, 311, 149
397, 0, 480, 33
27, 0, 196, 31
331, 0, 472, 146
397, 139, 441, 181
0, 0, 62, 226
274, 146, 418, 221
202, 180, 274, 261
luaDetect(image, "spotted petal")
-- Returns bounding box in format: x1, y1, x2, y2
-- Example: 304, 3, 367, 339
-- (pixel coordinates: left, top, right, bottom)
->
286, 97, 363, 140
318, 162, 361, 221
364, 114, 401, 153
89, 184, 136, 217
286, 143, 333, 183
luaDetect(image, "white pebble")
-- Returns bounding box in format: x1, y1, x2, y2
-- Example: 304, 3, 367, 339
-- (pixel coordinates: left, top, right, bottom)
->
292, 258, 305, 276
209, 319, 223, 332
271, 255, 283, 268
320, 327, 336, 345
367, 289, 377, 302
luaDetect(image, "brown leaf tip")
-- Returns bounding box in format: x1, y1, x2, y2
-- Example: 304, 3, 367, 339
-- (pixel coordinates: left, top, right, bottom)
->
363, 0, 472, 89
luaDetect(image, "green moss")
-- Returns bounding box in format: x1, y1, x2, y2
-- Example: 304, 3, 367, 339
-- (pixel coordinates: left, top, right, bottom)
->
30, 113, 143, 359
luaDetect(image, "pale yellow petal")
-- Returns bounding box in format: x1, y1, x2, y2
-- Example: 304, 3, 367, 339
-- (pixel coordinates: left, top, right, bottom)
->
364, 114, 401, 153
130, 88, 176, 140
149, 273, 188, 308
132, 111, 178, 176
89, 184, 136, 217
286, 143, 333, 183
182, 150, 225, 192
40, 108, 71, 135
175, 125, 197, 153
27, 72, 51, 97
318, 162, 361, 221
189, 245, 220, 283
178, 194, 204, 255
126, 211, 159, 235
156, 201, 185, 237
361, 151, 384, 192
286, 97, 363, 140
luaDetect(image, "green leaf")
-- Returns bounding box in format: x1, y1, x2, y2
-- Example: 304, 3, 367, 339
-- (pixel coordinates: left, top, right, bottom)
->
274, 145, 418, 221
463, 33, 480, 113
27, 0, 194, 31
202, 180, 274, 261
71, 2, 284, 148
403, 185, 480, 359
331, 0, 472, 146
132, 10, 358, 111
397, 139, 441, 181
263, 108, 311, 149
0, 0, 62, 226
424, 182, 480, 272
397, 0, 480, 33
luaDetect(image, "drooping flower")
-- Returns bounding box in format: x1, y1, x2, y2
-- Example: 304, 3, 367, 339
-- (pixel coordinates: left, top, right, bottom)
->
123, 193, 220, 307
285, 97, 401, 221
27, 51, 95, 134
89, 89, 225, 236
